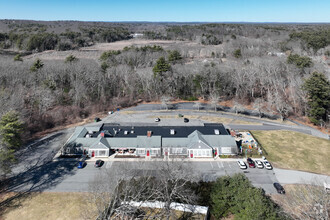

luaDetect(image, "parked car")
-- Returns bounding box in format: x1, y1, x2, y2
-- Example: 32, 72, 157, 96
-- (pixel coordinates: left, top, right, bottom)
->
155, 118, 160, 122
77, 161, 86, 169
247, 158, 255, 168
237, 160, 247, 169
95, 160, 104, 168
255, 160, 264, 169
263, 160, 273, 170
184, 118, 189, 123
178, 114, 184, 117
273, 182, 285, 194
94, 117, 101, 122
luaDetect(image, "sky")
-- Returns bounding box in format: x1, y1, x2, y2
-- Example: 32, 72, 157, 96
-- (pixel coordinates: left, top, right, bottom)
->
0, 0, 329, 23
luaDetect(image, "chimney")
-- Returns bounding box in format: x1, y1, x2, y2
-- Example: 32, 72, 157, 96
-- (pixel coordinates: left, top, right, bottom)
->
170, 129, 175, 135
147, 131, 152, 137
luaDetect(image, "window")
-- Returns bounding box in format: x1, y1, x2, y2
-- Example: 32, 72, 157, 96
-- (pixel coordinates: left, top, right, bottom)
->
151, 149, 159, 155
99, 150, 106, 156
137, 149, 145, 155
172, 148, 183, 154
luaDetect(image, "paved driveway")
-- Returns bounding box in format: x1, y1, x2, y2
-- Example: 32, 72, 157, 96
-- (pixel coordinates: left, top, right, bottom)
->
37, 161, 279, 194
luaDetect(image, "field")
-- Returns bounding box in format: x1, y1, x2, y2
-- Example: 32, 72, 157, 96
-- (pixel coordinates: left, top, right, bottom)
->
251, 130, 330, 175
1, 192, 97, 220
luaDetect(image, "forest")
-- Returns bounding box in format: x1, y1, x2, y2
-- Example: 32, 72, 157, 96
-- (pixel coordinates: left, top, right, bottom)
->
0, 20, 329, 139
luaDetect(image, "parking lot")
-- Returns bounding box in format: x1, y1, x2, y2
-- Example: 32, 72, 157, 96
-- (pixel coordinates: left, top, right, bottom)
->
43, 160, 278, 194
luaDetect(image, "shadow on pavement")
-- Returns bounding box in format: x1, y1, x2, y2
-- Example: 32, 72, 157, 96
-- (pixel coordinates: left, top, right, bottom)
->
0, 157, 78, 214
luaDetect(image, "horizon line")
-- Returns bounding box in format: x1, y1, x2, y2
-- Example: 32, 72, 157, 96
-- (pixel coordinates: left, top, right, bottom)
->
1, 18, 330, 24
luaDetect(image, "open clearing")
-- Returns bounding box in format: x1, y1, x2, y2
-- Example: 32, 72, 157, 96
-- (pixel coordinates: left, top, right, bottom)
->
1, 192, 97, 220
251, 130, 330, 175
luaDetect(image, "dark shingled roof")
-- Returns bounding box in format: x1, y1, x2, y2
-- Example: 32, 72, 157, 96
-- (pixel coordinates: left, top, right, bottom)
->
92, 123, 229, 138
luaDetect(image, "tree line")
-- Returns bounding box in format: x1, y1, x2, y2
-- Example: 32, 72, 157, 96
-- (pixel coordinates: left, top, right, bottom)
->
0, 26, 131, 52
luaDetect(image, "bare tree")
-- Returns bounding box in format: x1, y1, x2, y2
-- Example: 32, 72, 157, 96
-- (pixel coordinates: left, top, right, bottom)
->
277, 183, 330, 220
210, 94, 219, 112
193, 101, 202, 111
253, 98, 264, 118
161, 96, 172, 111
87, 160, 199, 220
233, 100, 244, 115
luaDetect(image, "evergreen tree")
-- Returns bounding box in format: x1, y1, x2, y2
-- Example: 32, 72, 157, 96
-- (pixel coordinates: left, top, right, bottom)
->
302, 72, 330, 125
168, 50, 182, 63
0, 111, 24, 176
233, 49, 242, 58
65, 54, 78, 63
30, 58, 44, 72
152, 56, 171, 77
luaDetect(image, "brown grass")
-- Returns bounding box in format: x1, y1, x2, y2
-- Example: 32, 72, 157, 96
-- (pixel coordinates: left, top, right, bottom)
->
251, 130, 330, 175
1, 192, 97, 220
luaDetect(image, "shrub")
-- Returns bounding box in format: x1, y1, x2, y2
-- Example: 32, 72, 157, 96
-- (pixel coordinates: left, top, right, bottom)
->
233, 49, 242, 58
287, 54, 313, 68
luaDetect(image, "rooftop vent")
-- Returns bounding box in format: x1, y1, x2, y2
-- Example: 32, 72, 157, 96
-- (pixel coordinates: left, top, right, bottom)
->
214, 129, 220, 135
170, 129, 175, 135
131, 130, 134, 134
124, 130, 129, 135
147, 131, 152, 137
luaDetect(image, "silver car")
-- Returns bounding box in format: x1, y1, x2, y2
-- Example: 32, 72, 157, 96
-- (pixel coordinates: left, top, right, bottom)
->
237, 160, 247, 169
263, 160, 273, 170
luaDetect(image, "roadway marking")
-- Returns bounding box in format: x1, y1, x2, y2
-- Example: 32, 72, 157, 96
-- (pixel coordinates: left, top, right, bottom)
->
217, 162, 221, 169
228, 162, 232, 168
106, 161, 113, 169
210, 162, 214, 169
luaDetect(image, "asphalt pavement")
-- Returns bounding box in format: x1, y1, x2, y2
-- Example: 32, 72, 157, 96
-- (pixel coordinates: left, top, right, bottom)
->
17, 160, 279, 194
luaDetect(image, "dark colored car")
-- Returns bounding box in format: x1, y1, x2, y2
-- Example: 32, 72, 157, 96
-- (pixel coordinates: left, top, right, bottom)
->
77, 161, 86, 169
184, 118, 189, 123
95, 160, 104, 168
273, 182, 285, 194
94, 117, 101, 122
247, 157, 255, 168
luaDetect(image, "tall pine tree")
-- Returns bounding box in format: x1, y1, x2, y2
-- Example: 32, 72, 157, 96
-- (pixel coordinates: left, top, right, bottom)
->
302, 72, 330, 125
0, 111, 24, 176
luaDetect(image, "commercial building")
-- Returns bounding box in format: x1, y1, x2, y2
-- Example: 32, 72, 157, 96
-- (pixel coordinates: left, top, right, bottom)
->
63, 123, 238, 158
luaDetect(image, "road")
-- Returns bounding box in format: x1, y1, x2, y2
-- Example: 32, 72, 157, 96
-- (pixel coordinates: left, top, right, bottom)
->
10, 160, 279, 194
11, 160, 328, 195
125, 103, 329, 139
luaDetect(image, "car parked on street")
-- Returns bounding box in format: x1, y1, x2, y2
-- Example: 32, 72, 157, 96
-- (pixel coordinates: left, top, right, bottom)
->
237, 160, 247, 169
255, 160, 264, 169
273, 182, 285, 194
155, 118, 160, 122
247, 158, 255, 168
95, 160, 104, 168
77, 161, 86, 169
184, 118, 189, 123
263, 160, 273, 170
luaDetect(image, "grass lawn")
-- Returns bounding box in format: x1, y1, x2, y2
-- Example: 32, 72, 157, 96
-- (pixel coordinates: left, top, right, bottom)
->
251, 130, 330, 175
1, 192, 97, 220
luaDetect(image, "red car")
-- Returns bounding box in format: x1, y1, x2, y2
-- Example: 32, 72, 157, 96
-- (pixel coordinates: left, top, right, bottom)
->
247, 158, 255, 168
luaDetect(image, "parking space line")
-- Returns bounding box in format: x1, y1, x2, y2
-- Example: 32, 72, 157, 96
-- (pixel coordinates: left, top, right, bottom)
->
217, 162, 221, 169
210, 162, 214, 169
228, 162, 232, 168
106, 161, 113, 169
